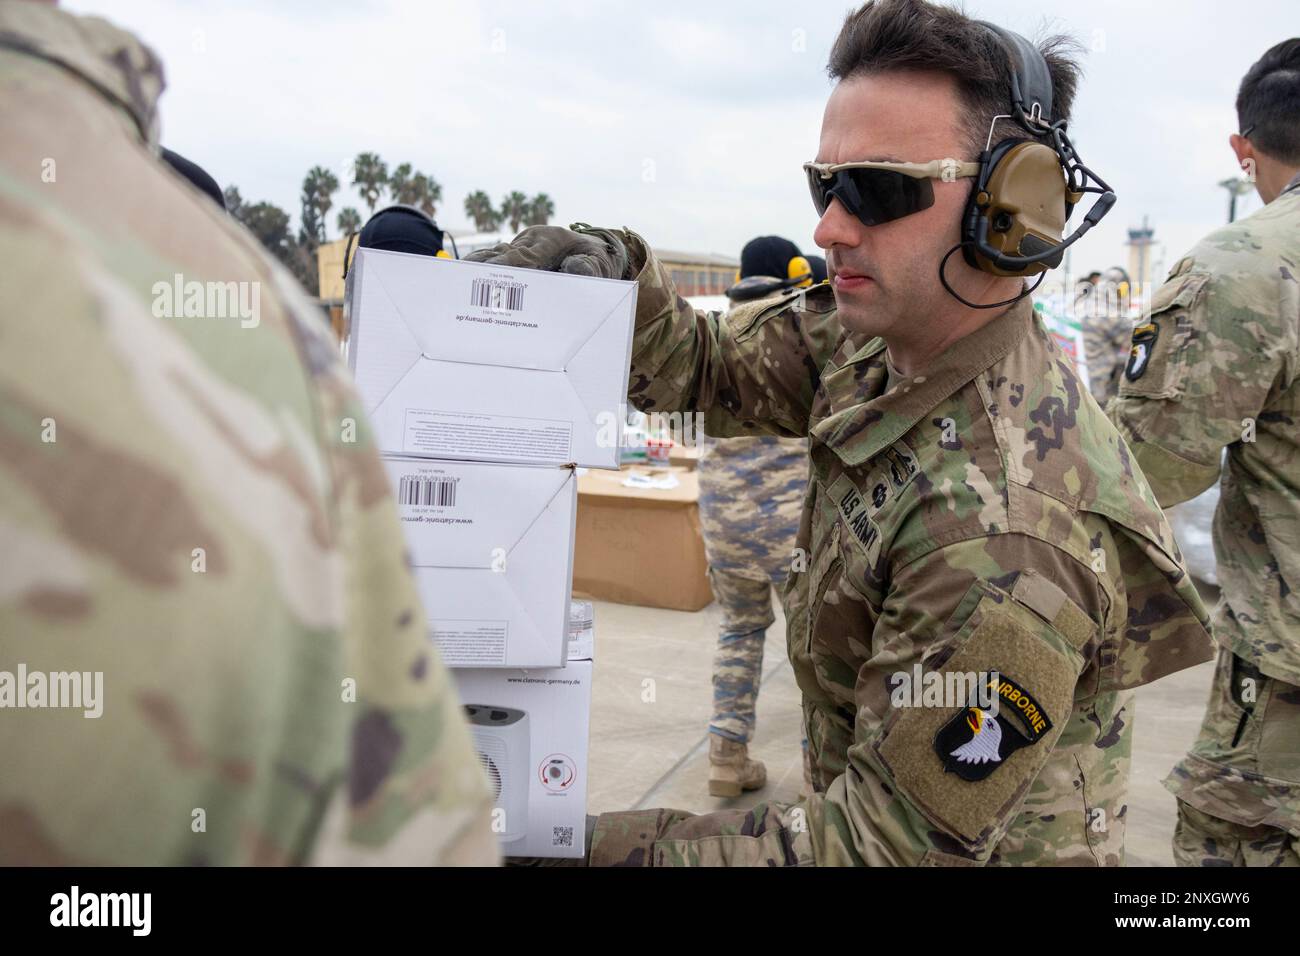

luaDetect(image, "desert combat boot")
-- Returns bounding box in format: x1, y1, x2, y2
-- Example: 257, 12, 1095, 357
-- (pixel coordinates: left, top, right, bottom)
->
708, 735, 767, 797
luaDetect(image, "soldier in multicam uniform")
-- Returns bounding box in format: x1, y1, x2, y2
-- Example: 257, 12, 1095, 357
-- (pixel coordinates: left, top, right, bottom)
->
700, 236, 813, 798
1109, 38, 1300, 867
1080, 266, 1133, 408
0, 2, 496, 865
467, 0, 1213, 866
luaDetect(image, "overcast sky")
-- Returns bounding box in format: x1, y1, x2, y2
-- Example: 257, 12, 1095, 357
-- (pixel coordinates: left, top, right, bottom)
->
68, 0, 1290, 279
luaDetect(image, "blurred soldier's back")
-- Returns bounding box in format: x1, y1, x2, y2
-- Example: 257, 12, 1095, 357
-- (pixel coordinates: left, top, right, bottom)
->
0, 2, 496, 865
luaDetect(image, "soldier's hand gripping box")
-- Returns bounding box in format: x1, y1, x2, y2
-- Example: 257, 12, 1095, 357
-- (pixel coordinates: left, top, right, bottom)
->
453, 603, 595, 859
347, 248, 637, 469
385, 456, 576, 668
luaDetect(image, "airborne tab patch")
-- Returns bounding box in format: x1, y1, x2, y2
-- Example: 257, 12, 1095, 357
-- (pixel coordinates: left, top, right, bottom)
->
934, 675, 1053, 782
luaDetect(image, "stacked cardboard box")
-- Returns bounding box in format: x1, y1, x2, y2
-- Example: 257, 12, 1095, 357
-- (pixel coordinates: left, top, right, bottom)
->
346, 248, 636, 856
573, 465, 712, 612
452, 601, 594, 859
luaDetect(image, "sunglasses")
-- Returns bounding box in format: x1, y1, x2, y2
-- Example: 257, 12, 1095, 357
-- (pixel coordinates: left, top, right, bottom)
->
803, 158, 979, 227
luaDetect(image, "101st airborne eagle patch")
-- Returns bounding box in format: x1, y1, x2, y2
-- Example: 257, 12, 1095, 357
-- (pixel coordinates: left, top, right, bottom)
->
1125, 322, 1158, 381
934, 675, 1053, 782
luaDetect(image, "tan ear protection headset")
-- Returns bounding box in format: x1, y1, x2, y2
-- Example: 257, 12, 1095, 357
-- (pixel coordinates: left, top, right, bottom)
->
942, 23, 1117, 308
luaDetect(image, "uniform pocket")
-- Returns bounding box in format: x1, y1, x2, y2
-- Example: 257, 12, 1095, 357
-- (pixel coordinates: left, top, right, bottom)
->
1253, 671, 1300, 785
871, 580, 1086, 850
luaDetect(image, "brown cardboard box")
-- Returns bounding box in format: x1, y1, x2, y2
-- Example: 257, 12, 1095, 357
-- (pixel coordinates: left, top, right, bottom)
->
668, 444, 701, 469
573, 465, 713, 611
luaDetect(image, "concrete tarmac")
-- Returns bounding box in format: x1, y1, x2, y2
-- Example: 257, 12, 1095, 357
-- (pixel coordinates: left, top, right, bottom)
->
585, 586, 1218, 866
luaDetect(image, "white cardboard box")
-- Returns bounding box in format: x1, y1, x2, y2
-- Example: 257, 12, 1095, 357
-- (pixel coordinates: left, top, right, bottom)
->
454, 620, 594, 859
386, 456, 576, 668
349, 248, 637, 469
567, 599, 594, 662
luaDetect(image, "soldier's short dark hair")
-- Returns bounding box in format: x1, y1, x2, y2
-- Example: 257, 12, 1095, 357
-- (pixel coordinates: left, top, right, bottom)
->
826, 0, 1082, 159
1237, 38, 1300, 164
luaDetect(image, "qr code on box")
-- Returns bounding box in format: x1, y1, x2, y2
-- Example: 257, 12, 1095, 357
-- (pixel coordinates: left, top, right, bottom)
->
552, 826, 574, 848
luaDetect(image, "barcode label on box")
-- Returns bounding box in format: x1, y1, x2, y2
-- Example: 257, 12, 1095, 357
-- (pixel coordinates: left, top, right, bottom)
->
471, 277, 525, 312
552, 826, 574, 848
398, 475, 458, 507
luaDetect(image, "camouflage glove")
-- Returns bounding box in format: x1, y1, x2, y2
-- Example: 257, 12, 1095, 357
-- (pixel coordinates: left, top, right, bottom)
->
464, 223, 633, 279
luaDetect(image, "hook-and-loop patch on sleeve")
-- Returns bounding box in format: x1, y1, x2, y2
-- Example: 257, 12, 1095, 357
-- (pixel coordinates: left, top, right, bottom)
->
1121, 271, 1210, 398
871, 572, 1092, 849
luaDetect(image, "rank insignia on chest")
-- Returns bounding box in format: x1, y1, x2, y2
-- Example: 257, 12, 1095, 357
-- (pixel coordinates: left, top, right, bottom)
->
1125, 323, 1158, 381
933, 675, 1052, 782
828, 474, 883, 565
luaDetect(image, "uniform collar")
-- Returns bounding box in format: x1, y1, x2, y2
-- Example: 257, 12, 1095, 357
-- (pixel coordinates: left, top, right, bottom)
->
0, 2, 164, 147
1282, 170, 1300, 198
812, 297, 1033, 467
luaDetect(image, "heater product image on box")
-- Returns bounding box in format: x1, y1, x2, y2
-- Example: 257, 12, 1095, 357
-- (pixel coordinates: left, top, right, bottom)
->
464, 704, 530, 844
538, 753, 577, 793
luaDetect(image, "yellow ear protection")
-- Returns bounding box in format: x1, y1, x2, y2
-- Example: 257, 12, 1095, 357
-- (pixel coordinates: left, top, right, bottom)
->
726, 256, 816, 303
732, 256, 810, 288
788, 255, 813, 288
942, 23, 1117, 309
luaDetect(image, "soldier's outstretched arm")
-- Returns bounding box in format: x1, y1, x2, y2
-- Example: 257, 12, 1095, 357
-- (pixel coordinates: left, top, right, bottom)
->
1108, 253, 1293, 507
588, 535, 1107, 866
465, 225, 844, 437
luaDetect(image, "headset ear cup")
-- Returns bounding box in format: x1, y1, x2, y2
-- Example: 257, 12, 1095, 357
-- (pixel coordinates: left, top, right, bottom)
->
964, 139, 1068, 277
788, 255, 813, 287
960, 141, 1014, 272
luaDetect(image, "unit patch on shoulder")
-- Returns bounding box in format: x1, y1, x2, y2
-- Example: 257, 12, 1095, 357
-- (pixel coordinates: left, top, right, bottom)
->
933, 675, 1053, 782
1125, 323, 1158, 381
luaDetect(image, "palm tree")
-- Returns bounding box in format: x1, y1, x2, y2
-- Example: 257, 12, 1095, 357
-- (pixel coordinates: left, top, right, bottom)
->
415, 173, 442, 218
464, 190, 499, 232
526, 193, 555, 226
392, 165, 444, 219
389, 162, 416, 205
351, 152, 388, 214
302, 166, 339, 243
337, 207, 362, 235
501, 191, 530, 232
